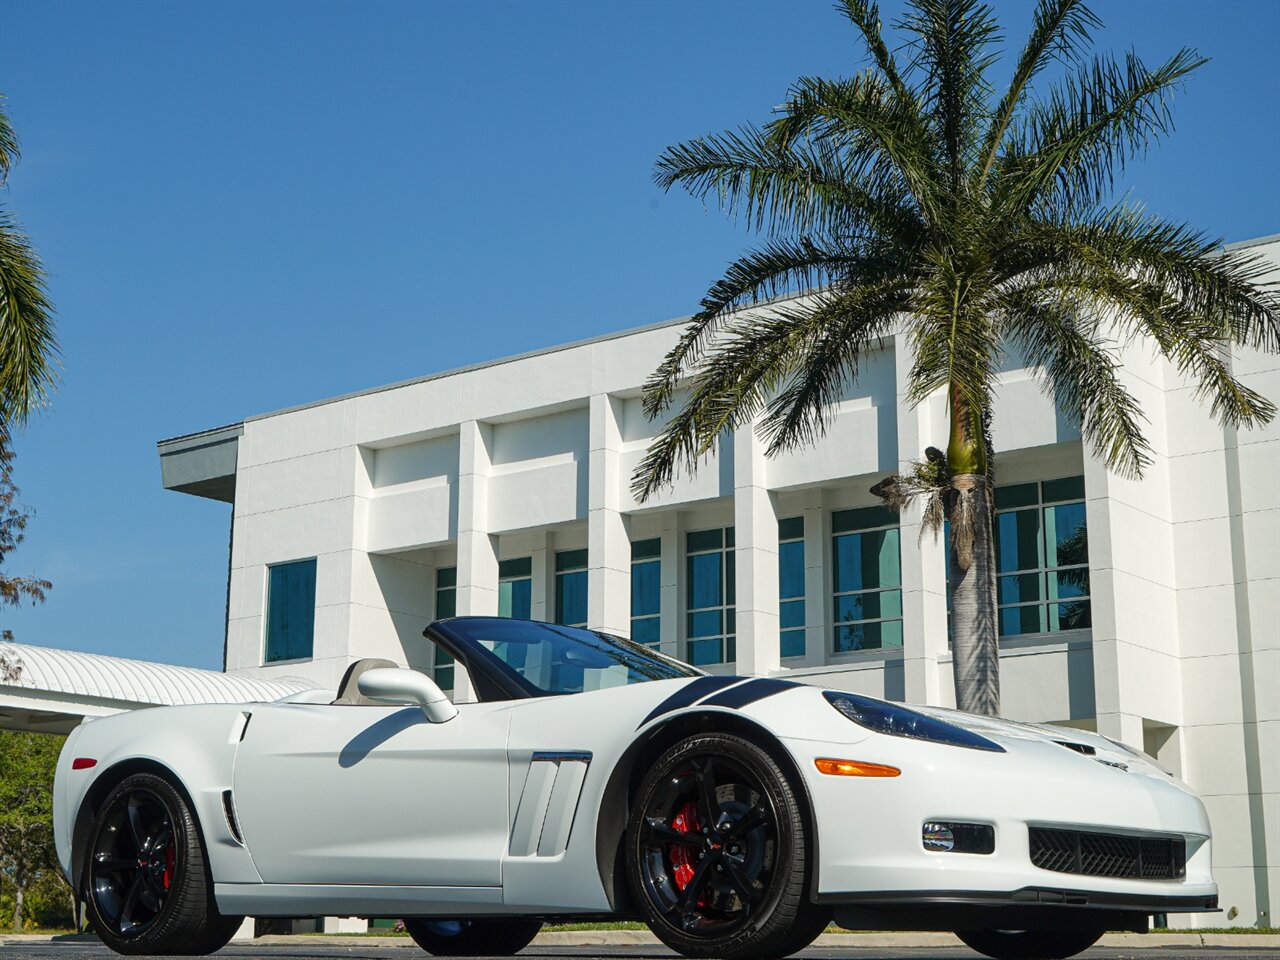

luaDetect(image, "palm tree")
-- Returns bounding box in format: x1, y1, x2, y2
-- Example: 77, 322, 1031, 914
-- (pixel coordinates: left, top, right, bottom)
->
0, 99, 58, 683
631, 0, 1279, 716
0, 99, 58, 429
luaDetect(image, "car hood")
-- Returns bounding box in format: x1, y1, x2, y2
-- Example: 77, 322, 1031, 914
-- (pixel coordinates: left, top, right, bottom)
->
910, 704, 1169, 776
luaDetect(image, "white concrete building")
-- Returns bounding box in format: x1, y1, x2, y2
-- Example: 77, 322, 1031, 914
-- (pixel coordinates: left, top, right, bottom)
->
159, 234, 1279, 928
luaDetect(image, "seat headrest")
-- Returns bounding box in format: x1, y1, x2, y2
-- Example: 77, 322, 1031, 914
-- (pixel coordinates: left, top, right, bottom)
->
333, 658, 401, 706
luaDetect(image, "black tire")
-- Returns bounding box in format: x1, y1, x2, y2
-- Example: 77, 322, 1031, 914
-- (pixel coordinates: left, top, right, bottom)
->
403, 918, 543, 956
83, 772, 244, 955
626, 733, 829, 960
957, 928, 1106, 960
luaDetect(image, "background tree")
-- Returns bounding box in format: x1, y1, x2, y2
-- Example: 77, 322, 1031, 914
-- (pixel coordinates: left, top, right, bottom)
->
0, 730, 66, 931
0, 98, 58, 683
633, 0, 1279, 715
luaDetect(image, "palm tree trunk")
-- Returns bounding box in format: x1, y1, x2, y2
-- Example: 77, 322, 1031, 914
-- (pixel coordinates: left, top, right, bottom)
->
946, 385, 1001, 716
949, 473, 1000, 715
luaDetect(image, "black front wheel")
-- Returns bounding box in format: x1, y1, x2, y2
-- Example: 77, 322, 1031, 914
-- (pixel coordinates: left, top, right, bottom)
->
957, 928, 1106, 960
626, 732, 829, 960
403, 918, 543, 956
84, 772, 242, 955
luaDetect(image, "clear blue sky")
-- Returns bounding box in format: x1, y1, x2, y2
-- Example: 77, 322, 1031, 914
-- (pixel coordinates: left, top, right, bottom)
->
1, 0, 1277, 669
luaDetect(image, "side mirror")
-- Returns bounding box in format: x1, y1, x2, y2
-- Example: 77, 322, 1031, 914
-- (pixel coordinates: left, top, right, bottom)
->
357, 668, 459, 723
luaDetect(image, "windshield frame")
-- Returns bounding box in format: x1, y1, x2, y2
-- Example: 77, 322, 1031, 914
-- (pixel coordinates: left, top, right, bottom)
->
424, 617, 701, 701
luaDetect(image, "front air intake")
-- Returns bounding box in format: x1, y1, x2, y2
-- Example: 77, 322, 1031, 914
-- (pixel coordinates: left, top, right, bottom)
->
1029, 827, 1185, 880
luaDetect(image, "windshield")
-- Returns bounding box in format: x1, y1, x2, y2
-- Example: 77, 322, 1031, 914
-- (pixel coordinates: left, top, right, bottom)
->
436, 618, 699, 696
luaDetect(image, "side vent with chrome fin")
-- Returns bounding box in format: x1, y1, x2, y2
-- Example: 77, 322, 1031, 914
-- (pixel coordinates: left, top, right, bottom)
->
222, 789, 244, 844
509, 752, 591, 858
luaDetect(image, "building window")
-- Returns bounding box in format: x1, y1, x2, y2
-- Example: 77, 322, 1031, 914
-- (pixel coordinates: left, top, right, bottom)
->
686, 527, 735, 666
434, 567, 457, 690
498, 557, 532, 619
631, 538, 662, 647
994, 476, 1090, 636
832, 506, 902, 652
264, 559, 317, 663
555, 549, 588, 628
778, 517, 806, 659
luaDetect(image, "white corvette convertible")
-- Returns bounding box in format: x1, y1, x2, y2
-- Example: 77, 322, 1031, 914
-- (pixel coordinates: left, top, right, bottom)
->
55, 617, 1216, 959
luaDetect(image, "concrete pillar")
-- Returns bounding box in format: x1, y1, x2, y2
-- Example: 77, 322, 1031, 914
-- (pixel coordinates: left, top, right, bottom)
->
454, 419, 497, 701
660, 511, 682, 661
588, 394, 631, 635
734, 424, 780, 676
530, 530, 551, 623
801, 490, 827, 669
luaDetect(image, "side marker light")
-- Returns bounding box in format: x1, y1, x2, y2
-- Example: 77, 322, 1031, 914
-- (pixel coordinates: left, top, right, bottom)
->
814, 757, 900, 777
72, 758, 98, 770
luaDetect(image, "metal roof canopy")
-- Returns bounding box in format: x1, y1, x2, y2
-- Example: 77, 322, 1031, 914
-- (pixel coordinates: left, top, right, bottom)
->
0, 642, 317, 735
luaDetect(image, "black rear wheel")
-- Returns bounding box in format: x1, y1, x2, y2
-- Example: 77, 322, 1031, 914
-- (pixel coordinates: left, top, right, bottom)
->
957, 927, 1106, 960
403, 918, 543, 956
626, 733, 828, 960
84, 772, 242, 955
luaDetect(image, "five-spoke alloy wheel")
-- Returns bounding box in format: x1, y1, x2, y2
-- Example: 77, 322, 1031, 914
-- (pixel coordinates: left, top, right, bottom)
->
626, 733, 828, 960
84, 772, 242, 955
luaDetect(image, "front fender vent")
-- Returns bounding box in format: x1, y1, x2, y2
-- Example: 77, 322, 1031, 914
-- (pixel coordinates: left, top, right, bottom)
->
221, 789, 244, 844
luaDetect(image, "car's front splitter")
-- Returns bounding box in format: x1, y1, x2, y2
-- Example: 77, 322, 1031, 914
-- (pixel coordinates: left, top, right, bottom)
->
823, 886, 1220, 933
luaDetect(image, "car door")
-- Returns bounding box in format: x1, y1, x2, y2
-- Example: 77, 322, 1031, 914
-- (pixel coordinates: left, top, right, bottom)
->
232, 698, 512, 887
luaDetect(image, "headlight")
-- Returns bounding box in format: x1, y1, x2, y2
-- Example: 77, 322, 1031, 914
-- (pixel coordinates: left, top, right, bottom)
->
823, 691, 1005, 752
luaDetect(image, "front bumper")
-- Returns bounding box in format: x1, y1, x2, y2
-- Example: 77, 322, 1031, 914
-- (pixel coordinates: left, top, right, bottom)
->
783, 732, 1218, 917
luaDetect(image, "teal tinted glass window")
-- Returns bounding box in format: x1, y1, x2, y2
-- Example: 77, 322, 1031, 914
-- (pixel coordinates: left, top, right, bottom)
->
264, 559, 316, 663
832, 505, 897, 534
435, 567, 457, 618
631, 539, 661, 648
779, 518, 805, 659
433, 566, 457, 689
831, 510, 902, 654
499, 557, 532, 619
555, 550, 588, 628
992, 476, 1090, 637
686, 527, 735, 665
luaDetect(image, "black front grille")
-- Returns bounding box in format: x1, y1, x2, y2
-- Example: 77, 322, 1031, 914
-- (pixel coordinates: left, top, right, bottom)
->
1029, 827, 1186, 881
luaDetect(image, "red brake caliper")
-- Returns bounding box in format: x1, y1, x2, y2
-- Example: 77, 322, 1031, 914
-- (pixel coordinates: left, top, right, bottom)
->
669, 800, 701, 892
163, 842, 175, 891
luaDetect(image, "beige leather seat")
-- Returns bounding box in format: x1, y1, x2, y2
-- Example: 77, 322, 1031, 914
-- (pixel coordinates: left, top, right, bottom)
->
332, 658, 400, 705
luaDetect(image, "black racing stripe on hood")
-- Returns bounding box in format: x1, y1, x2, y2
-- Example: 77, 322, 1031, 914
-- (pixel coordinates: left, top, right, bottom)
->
700, 677, 800, 710
638, 675, 744, 728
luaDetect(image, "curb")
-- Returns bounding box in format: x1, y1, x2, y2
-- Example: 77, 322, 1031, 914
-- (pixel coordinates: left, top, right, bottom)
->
3, 930, 1277, 949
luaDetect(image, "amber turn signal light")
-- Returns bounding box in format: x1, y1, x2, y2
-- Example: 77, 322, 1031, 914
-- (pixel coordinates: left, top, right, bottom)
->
814, 757, 900, 777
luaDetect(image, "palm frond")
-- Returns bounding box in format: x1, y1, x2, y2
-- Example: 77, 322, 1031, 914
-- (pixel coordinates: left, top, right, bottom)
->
998, 47, 1206, 211
653, 123, 921, 242
766, 73, 942, 226
975, 0, 1101, 188
641, 241, 922, 421
1032, 209, 1280, 352
758, 282, 910, 456
998, 285, 1151, 476
838, 0, 915, 104
631, 303, 835, 500
0, 211, 59, 428
899, 0, 1001, 197
641, 237, 876, 419
0, 101, 18, 187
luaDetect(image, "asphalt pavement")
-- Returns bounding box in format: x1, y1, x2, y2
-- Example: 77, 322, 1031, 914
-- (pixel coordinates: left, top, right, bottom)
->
1, 944, 1277, 960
